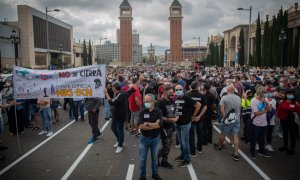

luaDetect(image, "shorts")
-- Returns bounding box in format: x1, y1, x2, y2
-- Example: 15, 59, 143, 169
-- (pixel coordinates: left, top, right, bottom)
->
130, 111, 140, 124
221, 121, 240, 136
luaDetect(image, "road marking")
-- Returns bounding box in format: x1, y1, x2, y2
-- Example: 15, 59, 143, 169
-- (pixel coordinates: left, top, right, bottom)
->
125, 164, 135, 180
187, 164, 198, 180
213, 125, 271, 180
0, 111, 88, 175
61, 120, 111, 180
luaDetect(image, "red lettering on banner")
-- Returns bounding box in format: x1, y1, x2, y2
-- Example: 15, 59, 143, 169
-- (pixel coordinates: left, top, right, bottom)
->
59, 72, 71, 78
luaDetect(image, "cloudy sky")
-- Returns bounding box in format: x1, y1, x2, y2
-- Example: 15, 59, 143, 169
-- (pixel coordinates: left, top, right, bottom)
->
0, 0, 297, 47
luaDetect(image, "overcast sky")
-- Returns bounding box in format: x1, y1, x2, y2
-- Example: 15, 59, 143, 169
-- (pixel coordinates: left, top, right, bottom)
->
0, 0, 297, 47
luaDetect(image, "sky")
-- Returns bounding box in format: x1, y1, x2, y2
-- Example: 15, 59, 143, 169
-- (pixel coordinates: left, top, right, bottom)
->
0, 0, 297, 48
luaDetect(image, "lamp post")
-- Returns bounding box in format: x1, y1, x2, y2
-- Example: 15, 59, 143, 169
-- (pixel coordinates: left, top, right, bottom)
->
237, 6, 252, 65
46, 6, 60, 70
278, 28, 287, 66
10, 29, 19, 66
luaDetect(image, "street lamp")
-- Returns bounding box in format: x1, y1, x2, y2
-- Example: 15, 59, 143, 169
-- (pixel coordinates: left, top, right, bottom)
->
193, 36, 201, 63
237, 6, 252, 65
10, 29, 19, 66
278, 28, 287, 66
46, 6, 60, 70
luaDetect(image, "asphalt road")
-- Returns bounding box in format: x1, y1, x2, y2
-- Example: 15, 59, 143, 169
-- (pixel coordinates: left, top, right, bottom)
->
0, 107, 299, 180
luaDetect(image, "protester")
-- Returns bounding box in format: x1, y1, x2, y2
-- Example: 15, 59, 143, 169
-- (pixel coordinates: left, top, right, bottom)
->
37, 97, 53, 137
51, 98, 60, 123
138, 94, 162, 180
174, 85, 201, 167
104, 81, 135, 153
73, 97, 85, 121
85, 97, 103, 144
214, 85, 241, 161
156, 85, 178, 169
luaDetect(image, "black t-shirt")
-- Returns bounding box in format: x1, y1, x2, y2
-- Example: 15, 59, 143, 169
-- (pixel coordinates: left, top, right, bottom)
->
175, 95, 197, 125
156, 98, 175, 128
186, 90, 207, 120
138, 107, 163, 138
203, 91, 216, 116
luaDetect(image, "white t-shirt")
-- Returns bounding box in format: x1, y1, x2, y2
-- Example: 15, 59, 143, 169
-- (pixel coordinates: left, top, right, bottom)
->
265, 98, 276, 125
38, 97, 51, 109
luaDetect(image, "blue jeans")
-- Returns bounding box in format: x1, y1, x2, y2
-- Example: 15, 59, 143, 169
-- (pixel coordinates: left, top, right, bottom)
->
40, 107, 52, 132
250, 124, 267, 156
189, 121, 203, 153
176, 122, 191, 162
104, 99, 112, 119
139, 135, 160, 177
69, 102, 74, 118
73, 100, 84, 120
111, 119, 124, 147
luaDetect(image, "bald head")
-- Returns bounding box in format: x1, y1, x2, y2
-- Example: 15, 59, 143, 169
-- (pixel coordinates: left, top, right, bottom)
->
175, 85, 183, 91
227, 85, 235, 94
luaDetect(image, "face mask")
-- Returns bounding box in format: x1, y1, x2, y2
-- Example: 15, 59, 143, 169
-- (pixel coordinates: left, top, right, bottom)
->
144, 102, 151, 109
176, 90, 183, 96
200, 85, 204, 89
226, 83, 231, 86
248, 95, 253, 99
5, 83, 10, 87
263, 93, 269, 98
268, 92, 274, 98
287, 95, 294, 100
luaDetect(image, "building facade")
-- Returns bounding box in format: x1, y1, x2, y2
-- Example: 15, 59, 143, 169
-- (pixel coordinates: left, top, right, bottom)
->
223, 25, 249, 67
7, 5, 74, 68
119, 0, 133, 66
73, 41, 97, 67
169, 0, 183, 63
132, 30, 143, 64
95, 41, 120, 64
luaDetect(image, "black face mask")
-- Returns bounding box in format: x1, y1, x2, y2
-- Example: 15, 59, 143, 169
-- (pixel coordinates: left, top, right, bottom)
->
248, 95, 253, 99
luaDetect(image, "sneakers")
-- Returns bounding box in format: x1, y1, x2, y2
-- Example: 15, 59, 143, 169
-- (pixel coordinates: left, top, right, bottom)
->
96, 132, 103, 140
231, 154, 240, 161
151, 174, 162, 180
38, 131, 47, 135
250, 154, 256, 160
213, 143, 222, 151
46, 131, 53, 137
174, 156, 184, 162
113, 142, 119, 148
115, 147, 123, 154
258, 152, 272, 158
196, 149, 203, 154
160, 161, 174, 169
87, 137, 99, 144
265, 144, 274, 152
279, 146, 288, 151
178, 160, 191, 168
190, 152, 197, 158
255, 144, 259, 151
175, 144, 181, 149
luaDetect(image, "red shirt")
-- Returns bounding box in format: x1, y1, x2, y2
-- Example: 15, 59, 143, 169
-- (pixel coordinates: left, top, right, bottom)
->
128, 86, 142, 112
122, 85, 129, 92
158, 85, 164, 98
277, 100, 300, 121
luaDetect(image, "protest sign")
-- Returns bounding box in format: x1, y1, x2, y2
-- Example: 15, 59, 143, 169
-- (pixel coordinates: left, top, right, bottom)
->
13, 65, 106, 99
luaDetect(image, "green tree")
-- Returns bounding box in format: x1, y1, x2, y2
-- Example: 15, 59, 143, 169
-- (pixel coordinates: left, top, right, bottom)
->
88, 40, 92, 65
238, 28, 245, 66
82, 39, 88, 66
293, 33, 300, 67
271, 16, 278, 66
219, 39, 224, 67
256, 13, 262, 66
262, 16, 269, 66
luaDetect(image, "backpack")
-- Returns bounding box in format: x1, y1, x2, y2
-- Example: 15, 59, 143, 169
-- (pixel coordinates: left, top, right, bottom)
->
222, 108, 237, 125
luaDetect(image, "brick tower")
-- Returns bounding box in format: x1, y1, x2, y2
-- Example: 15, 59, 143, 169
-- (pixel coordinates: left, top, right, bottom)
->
169, 0, 183, 63
119, 0, 133, 66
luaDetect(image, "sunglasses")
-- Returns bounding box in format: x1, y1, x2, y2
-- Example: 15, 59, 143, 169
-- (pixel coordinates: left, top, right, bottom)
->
175, 89, 183, 91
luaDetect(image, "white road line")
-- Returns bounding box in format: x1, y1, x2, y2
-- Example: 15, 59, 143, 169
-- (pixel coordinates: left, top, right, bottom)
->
125, 164, 135, 180
213, 125, 271, 180
61, 120, 111, 180
187, 164, 198, 180
0, 111, 88, 175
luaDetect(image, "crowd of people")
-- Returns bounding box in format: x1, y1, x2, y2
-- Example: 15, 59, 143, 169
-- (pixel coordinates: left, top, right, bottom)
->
0, 64, 300, 180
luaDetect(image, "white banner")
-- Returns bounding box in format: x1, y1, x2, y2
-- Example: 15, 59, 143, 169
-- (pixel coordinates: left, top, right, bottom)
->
13, 65, 106, 99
